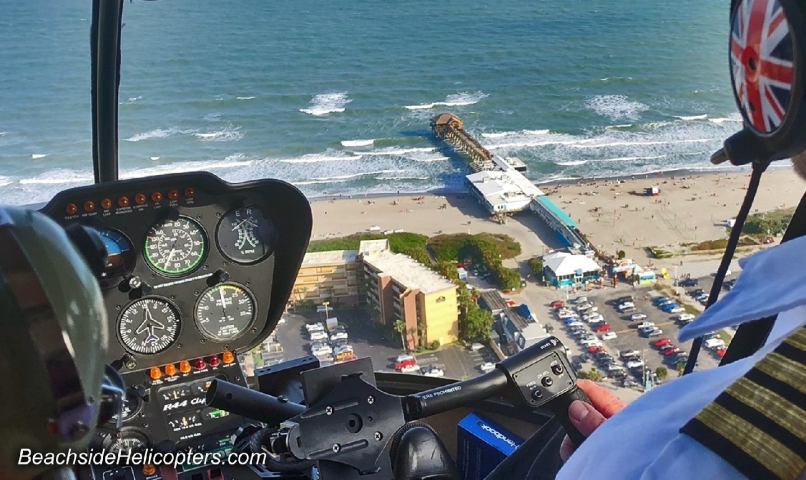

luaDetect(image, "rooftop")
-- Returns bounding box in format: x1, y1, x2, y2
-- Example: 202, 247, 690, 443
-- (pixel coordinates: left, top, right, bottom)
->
543, 251, 601, 276
466, 168, 544, 210
362, 251, 456, 294
301, 250, 359, 267
359, 239, 389, 255
479, 290, 508, 314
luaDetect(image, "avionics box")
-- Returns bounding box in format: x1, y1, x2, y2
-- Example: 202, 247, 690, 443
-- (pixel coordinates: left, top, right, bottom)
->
456, 412, 524, 480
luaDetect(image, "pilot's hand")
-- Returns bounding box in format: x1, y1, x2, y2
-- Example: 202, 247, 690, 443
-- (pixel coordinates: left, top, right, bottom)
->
559, 379, 626, 461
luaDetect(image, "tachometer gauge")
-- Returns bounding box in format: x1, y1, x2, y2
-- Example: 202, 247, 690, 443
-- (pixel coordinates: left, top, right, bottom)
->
118, 297, 181, 355
144, 216, 207, 276
216, 207, 275, 264
195, 283, 256, 341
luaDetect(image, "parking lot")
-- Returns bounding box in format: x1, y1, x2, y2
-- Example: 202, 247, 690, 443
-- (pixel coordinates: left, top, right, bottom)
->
257, 308, 498, 380
538, 286, 724, 386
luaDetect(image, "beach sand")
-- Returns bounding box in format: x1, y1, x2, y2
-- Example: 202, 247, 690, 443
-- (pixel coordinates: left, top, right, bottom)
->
309, 168, 806, 267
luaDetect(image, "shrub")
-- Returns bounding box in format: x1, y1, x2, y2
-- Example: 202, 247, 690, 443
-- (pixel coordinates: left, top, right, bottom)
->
430, 340, 440, 350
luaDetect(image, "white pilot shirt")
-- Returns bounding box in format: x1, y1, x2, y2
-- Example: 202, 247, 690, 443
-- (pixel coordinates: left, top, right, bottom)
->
557, 236, 806, 479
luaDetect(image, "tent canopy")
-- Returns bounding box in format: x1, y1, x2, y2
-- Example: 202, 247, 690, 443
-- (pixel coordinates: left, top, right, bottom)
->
543, 252, 601, 277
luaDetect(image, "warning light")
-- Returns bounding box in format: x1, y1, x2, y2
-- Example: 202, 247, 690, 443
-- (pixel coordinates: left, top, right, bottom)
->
168, 189, 179, 200
135, 194, 146, 205
149, 367, 162, 380
142, 464, 156, 475
184, 187, 195, 198
151, 191, 162, 202
164, 363, 177, 376
207, 355, 220, 367
118, 196, 129, 208
179, 360, 191, 374
66, 203, 78, 215
222, 351, 235, 364
193, 358, 206, 370
83, 201, 95, 212
101, 198, 112, 209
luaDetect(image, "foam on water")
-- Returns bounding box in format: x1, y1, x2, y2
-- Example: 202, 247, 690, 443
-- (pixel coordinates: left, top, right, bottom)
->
586, 95, 650, 121
404, 91, 488, 110
236, 96, 255, 100
125, 127, 190, 142
299, 93, 351, 116
341, 139, 375, 147
31, 154, 48, 159
676, 114, 708, 121
194, 126, 243, 142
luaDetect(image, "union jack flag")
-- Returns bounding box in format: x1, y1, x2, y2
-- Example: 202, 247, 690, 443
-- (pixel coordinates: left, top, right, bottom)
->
730, 0, 793, 133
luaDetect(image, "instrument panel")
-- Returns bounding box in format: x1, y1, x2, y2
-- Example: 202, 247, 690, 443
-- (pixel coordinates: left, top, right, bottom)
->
40, 172, 312, 370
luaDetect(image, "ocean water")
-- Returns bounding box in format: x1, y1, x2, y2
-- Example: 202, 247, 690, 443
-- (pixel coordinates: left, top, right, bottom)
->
0, 0, 740, 205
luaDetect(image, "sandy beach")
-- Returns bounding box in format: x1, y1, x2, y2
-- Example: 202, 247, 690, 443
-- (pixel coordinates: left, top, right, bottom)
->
308, 167, 806, 269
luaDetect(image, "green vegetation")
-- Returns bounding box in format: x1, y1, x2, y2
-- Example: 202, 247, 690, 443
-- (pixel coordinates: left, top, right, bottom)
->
576, 368, 602, 382
648, 247, 674, 259
456, 281, 493, 343
690, 236, 758, 251
655, 366, 668, 381
528, 257, 542, 274
741, 207, 794, 237
427, 233, 523, 291
308, 232, 431, 265
393, 319, 407, 352
617, 250, 626, 259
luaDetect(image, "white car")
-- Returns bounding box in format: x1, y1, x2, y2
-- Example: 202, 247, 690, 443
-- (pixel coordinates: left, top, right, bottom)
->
567, 321, 585, 329
620, 349, 640, 359
470, 342, 484, 352
397, 353, 415, 363
572, 296, 588, 304
617, 302, 635, 311
601, 331, 617, 340
423, 368, 445, 377
334, 345, 353, 355
306, 323, 325, 332
310, 343, 333, 356
580, 339, 602, 347
310, 331, 328, 342
626, 360, 645, 370
675, 313, 696, 322
330, 332, 349, 342
669, 306, 685, 314
479, 362, 496, 373
584, 314, 604, 324
630, 312, 647, 321
637, 321, 655, 329
557, 309, 577, 318
399, 364, 421, 374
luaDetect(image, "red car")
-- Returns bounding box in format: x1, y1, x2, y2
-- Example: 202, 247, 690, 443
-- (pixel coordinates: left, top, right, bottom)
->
588, 345, 603, 353
593, 323, 611, 333
663, 347, 681, 356
550, 300, 564, 309
653, 338, 671, 348
394, 359, 417, 370
716, 347, 727, 357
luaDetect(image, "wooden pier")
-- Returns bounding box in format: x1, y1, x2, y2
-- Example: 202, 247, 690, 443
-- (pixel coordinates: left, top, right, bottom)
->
431, 113, 496, 172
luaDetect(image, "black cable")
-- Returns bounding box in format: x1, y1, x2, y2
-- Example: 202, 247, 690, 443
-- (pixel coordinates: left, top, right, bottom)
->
683, 160, 770, 375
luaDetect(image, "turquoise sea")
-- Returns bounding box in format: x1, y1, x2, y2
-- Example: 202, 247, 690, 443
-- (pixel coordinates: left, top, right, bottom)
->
0, 0, 739, 205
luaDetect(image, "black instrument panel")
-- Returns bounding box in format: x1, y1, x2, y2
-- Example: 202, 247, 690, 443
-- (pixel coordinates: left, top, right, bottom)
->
39, 172, 312, 371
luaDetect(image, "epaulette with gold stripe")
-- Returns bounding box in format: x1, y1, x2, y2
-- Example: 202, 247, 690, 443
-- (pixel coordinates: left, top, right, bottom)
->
681, 326, 806, 479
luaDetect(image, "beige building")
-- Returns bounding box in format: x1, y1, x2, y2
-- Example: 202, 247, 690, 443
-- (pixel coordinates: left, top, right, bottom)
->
359, 240, 458, 350
290, 250, 361, 307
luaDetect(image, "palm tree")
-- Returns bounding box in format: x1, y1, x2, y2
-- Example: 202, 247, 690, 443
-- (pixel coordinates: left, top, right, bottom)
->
393, 319, 407, 352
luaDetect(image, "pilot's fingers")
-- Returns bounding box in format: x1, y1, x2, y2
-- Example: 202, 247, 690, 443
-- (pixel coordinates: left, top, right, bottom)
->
576, 380, 626, 418
559, 400, 609, 462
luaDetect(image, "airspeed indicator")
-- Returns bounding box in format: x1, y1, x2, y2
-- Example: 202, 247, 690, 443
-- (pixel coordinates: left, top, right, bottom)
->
195, 283, 256, 341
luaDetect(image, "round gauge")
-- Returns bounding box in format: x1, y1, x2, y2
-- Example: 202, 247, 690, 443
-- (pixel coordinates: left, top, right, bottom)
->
111, 390, 142, 422
144, 216, 207, 276
96, 228, 135, 278
103, 428, 149, 455
195, 283, 256, 341
216, 207, 276, 264
118, 297, 181, 355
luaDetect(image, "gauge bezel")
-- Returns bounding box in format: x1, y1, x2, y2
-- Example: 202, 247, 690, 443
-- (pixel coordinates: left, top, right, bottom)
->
143, 215, 209, 277
96, 227, 137, 279
193, 282, 258, 342
102, 427, 151, 453
215, 206, 276, 265
117, 296, 183, 356
114, 390, 143, 423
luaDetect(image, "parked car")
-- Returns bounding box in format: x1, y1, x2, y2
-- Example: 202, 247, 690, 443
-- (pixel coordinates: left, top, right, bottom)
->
616, 295, 634, 304
330, 332, 349, 342
669, 306, 685, 314
617, 302, 635, 311
306, 322, 325, 332
661, 303, 680, 312
470, 342, 484, 352
395, 358, 417, 370
588, 345, 604, 353
716, 347, 728, 357
571, 296, 588, 304
704, 338, 726, 349
644, 328, 663, 337
550, 300, 565, 308
652, 297, 669, 305
576, 303, 594, 312
310, 331, 328, 342
423, 367, 445, 377
584, 314, 604, 324
689, 288, 704, 296
601, 331, 617, 340
679, 278, 698, 287
310, 343, 333, 356
675, 313, 696, 323
637, 321, 656, 329
479, 362, 496, 373
663, 347, 682, 356
399, 365, 421, 374
397, 353, 415, 363
653, 337, 671, 347
620, 349, 640, 358
626, 360, 645, 370
629, 312, 647, 321
593, 323, 611, 333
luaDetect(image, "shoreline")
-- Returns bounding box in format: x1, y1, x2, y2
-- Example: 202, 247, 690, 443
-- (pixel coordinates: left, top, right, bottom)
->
306, 163, 786, 203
